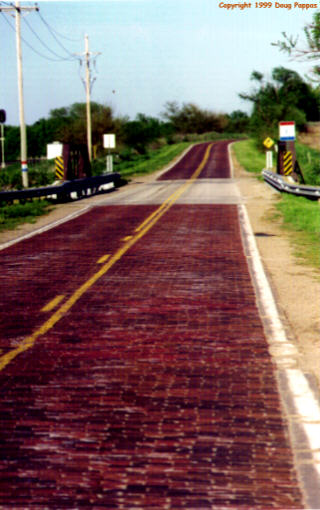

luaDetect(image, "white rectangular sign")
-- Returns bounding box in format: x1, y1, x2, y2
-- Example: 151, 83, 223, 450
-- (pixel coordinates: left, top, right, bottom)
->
279, 121, 295, 141
47, 142, 63, 159
103, 134, 116, 149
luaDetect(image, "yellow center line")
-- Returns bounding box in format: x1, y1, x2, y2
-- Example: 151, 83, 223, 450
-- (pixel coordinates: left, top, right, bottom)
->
135, 143, 212, 233
97, 254, 110, 264
41, 295, 65, 313
0, 143, 213, 373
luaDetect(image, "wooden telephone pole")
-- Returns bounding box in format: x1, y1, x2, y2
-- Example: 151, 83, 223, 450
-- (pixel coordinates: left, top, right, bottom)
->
0, 1, 39, 187
76, 35, 100, 162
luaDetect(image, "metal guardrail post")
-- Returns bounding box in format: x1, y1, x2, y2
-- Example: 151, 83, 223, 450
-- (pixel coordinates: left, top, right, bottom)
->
0, 173, 121, 204
262, 170, 320, 201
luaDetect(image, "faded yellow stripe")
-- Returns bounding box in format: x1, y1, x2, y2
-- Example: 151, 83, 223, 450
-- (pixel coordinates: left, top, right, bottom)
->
0, 143, 213, 373
97, 254, 110, 264
135, 143, 212, 233
41, 295, 65, 312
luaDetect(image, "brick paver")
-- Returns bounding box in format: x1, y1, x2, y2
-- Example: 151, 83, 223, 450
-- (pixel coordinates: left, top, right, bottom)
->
158, 141, 231, 181
0, 142, 304, 508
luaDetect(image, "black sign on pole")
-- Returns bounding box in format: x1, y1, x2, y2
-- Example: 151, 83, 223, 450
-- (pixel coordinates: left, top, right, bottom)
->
0, 110, 6, 124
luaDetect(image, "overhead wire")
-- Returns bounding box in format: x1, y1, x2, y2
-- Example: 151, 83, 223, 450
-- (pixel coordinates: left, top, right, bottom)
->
1, 4, 81, 63
37, 10, 80, 44
1, 12, 71, 61
22, 15, 76, 61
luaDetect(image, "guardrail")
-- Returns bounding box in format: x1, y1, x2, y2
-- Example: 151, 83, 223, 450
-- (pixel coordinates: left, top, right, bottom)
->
0, 173, 121, 204
262, 170, 320, 201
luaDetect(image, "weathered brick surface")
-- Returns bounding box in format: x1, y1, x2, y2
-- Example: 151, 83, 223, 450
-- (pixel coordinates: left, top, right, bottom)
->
0, 142, 304, 508
0, 204, 303, 509
158, 141, 231, 181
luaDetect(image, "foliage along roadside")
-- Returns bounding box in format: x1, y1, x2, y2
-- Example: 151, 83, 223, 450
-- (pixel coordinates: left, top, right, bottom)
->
233, 139, 320, 270
233, 138, 320, 186
0, 200, 53, 232
0, 139, 195, 232
1, 131, 245, 191
2, 102, 249, 163
275, 194, 320, 270
0, 133, 246, 232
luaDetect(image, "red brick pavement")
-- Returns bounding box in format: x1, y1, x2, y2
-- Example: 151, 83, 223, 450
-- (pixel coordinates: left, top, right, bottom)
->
0, 200, 304, 508
158, 141, 232, 181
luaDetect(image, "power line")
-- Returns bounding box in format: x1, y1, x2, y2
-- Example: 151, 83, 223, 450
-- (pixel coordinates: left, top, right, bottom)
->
0, 1, 39, 188
37, 10, 80, 44
23, 15, 76, 61
1, 7, 80, 62
1, 11, 72, 61
1, 1, 80, 62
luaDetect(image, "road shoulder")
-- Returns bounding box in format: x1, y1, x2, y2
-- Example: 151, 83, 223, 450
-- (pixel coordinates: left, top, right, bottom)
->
231, 147, 320, 389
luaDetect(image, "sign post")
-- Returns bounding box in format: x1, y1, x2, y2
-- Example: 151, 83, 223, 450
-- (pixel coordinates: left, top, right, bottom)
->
277, 121, 296, 177
263, 137, 274, 170
47, 142, 64, 180
0, 109, 6, 169
103, 134, 116, 173
279, 121, 295, 141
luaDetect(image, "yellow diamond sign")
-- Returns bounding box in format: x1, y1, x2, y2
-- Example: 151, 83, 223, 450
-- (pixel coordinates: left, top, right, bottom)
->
263, 137, 275, 149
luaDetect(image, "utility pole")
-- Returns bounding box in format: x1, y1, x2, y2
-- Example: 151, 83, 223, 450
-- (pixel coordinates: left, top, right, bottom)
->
0, 1, 39, 187
0, 109, 6, 169
85, 35, 92, 162
76, 35, 100, 162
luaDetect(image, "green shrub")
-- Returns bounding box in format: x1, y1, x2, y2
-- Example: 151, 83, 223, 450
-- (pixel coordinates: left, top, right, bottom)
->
0, 160, 55, 190
0, 200, 52, 231
296, 143, 320, 186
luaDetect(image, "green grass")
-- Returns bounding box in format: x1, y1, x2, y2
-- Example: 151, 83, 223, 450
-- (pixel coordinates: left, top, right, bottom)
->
92, 142, 192, 179
274, 194, 320, 268
296, 142, 320, 186
233, 138, 320, 270
0, 160, 56, 190
0, 143, 192, 231
179, 131, 247, 143
232, 138, 320, 186
0, 200, 53, 232
116, 142, 191, 177
232, 139, 266, 176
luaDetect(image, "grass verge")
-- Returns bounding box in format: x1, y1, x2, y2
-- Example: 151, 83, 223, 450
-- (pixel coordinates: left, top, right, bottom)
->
92, 142, 191, 178
233, 138, 320, 270
274, 194, 320, 269
0, 200, 53, 232
296, 142, 320, 186
232, 139, 266, 176
1, 160, 55, 190
118, 142, 191, 177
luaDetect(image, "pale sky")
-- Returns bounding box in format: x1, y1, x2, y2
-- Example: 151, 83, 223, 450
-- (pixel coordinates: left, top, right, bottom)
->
0, 0, 316, 126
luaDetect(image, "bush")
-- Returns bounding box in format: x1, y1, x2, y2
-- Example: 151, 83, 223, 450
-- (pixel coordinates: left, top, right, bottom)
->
0, 200, 52, 231
0, 160, 55, 191
296, 143, 320, 186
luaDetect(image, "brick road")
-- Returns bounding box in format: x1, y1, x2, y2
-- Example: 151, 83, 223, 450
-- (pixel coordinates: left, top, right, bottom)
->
0, 142, 304, 508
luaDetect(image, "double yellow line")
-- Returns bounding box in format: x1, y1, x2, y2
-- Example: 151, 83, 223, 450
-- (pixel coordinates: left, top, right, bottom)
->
0, 143, 213, 372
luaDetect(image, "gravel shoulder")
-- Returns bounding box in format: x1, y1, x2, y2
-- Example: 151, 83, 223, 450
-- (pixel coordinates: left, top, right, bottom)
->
1, 151, 319, 388
232, 148, 320, 388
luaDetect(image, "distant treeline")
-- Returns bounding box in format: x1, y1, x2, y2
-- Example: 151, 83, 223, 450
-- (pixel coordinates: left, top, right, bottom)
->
2, 66, 319, 161
2, 102, 248, 162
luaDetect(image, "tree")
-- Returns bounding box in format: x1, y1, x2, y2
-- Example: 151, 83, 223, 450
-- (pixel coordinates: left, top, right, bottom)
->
3, 126, 20, 161
225, 110, 250, 133
239, 67, 319, 143
3, 102, 125, 161
121, 114, 164, 154
162, 101, 227, 134
272, 11, 320, 81
50, 102, 124, 154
